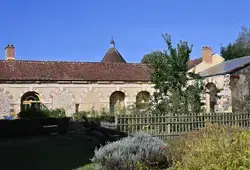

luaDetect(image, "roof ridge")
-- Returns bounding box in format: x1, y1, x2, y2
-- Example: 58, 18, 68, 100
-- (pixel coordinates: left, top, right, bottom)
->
223, 55, 250, 63
0, 59, 145, 65
0, 59, 99, 63
199, 56, 250, 77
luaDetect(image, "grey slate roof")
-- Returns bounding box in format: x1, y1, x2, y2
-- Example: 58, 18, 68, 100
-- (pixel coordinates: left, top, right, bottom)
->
199, 56, 250, 77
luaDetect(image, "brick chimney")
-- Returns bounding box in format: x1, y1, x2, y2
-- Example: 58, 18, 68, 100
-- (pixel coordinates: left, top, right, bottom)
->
5, 44, 15, 60
202, 46, 212, 64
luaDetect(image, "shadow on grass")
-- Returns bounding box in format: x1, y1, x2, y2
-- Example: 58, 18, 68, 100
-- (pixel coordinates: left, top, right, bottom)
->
0, 135, 96, 170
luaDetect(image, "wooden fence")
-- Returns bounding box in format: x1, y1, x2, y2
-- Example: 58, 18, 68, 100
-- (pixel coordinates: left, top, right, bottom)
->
116, 112, 250, 139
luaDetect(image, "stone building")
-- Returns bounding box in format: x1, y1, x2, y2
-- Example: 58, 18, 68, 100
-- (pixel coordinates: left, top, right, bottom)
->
0, 40, 154, 118
1, 39, 249, 119
189, 46, 250, 113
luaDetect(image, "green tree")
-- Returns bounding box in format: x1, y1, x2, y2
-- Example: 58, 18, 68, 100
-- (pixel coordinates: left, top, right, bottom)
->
147, 33, 204, 115
141, 51, 165, 64
221, 25, 250, 60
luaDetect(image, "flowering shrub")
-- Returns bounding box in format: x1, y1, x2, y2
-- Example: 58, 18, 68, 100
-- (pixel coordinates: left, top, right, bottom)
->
91, 132, 169, 170
168, 123, 250, 170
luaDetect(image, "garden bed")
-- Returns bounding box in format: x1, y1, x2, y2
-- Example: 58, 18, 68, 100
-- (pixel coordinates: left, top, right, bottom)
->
0, 117, 70, 137
0, 135, 95, 170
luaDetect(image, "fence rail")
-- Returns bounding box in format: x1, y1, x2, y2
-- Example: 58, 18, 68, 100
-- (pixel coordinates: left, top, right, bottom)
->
116, 112, 250, 138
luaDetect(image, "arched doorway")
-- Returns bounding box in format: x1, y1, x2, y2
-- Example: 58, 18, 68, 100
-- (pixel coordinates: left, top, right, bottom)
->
110, 91, 125, 114
21, 91, 41, 112
136, 91, 150, 111
206, 83, 218, 113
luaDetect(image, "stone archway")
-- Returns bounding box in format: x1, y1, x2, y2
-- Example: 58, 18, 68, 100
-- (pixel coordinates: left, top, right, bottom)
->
81, 91, 102, 111
110, 91, 125, 114
136, 91, 150, 110
20, 91, 41, 112
206, 83, 219, 113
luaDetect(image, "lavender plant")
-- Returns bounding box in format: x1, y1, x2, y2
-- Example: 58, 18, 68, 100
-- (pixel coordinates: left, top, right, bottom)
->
91, 132, 169, 170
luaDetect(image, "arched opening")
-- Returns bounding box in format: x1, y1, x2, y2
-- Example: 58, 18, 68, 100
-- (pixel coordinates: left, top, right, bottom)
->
110, 91, 125, 114
20, 91, 41, 112
206, 83, 219, 113
136, 91, 150, 111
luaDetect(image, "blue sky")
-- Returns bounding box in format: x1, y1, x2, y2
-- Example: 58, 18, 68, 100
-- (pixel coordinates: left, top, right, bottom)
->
0, 0, 249, 63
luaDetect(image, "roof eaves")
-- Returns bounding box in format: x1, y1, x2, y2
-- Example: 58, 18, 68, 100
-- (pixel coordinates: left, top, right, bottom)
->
200, 62, 250, 78
227, 62, 250, 74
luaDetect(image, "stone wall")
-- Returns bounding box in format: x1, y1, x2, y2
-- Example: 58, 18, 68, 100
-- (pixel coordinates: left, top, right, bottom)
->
231, 65, 250, 111
188, 74, 233, 113
190, 75, 229, 113
199, 64, 250, 113
0, 83, 154, 118
0, 88, 14, 118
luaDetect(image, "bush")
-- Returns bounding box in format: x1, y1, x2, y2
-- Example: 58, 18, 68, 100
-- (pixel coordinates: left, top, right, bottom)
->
73, 110, 115, 123
88, 116, 115, 123
73, 111, 88, 120
18, 108, 66, 119
168, 123, 250, 170
43, 108, 66, 118
18, 110, 46, 119
91, 132, 169, 170
75, 163, 102, 170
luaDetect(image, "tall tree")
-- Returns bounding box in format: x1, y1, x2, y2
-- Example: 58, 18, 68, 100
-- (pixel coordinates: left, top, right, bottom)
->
141, 51, 164, 64
236, 25, 250, 48
147, 33, 204, 115
221, 25, 250, 60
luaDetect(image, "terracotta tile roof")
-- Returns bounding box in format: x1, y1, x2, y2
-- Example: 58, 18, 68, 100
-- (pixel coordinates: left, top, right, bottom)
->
101, 38, 126, 63
0, 60, 151, 81
0, 56, 202, 82
187, 58, 202, 70
101, 47, 126, 63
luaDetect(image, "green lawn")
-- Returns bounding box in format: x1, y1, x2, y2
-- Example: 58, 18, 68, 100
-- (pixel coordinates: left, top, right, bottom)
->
0, 135, 98, 170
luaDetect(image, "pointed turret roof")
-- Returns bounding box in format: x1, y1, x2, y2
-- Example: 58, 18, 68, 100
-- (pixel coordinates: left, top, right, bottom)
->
101, 37, 126, 63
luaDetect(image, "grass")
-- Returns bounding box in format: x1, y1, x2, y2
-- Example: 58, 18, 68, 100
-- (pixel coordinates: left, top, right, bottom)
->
0, 135, 98, 170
